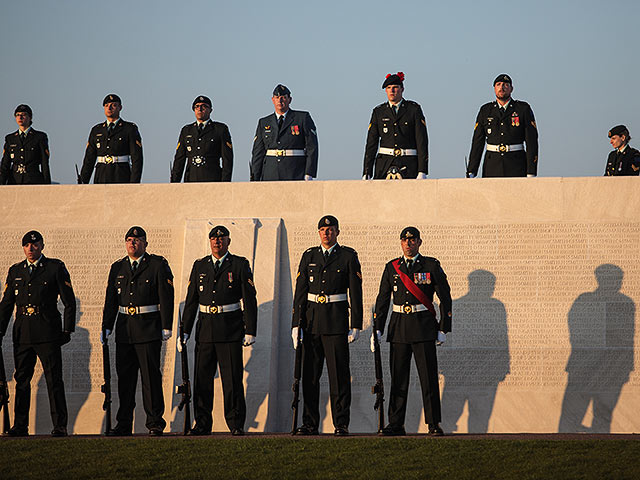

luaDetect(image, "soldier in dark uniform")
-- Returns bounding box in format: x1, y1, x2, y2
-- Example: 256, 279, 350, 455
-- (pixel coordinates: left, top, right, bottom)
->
0, 231, 76, 437
363, 72, 429, 180
250, 84, 318, 181
373, 227, 452, 436
180, 225, 257, 436
101, 226, 174, 436
467, 74, 539, 178
0, 104, 51, 185
80, 94, 143, 184
292, 215, 363, 436
170, 96, 233, 182
604, 125, 640, 176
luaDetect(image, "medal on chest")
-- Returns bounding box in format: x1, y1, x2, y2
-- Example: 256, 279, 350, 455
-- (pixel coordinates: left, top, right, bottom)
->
414, 272, 431, 284
511, 112, 520, 127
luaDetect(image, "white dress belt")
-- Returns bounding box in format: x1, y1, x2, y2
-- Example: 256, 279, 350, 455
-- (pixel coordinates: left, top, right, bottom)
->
393, 304, 428, 314
307, 293, 348, 304
266, 149, 306, 157
119, 304, 160, 315
486, 143, 524, 153
97, 155, 131, 164
378, 147, 418, 156
199, 302, 242, 314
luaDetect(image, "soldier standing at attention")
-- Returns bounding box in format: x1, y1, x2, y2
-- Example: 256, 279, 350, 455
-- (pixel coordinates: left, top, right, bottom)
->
80, 94, 143, 183
604, 125, 640, 176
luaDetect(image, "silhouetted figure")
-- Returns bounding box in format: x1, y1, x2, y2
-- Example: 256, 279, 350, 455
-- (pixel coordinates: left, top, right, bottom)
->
559, 264, 635, 433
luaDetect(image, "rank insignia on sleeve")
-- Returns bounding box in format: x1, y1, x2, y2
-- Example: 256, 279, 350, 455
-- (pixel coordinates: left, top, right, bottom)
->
176, 142, 180, 150
248, 278, 254, 287
421, 119, 426, 126
474, 122, 478, 130
45, 149, 50, 156
65, 281, 72, 288
311, 129, 317, 136
167, 279, 173, 286
531, 121, 537, 129
296, 272, 300, 279
368, 123, 372, 131
534, 155, 538, 163
356, 272, 362, 280
632, 164, 639, 172
511, 113, 520, 127
226, 141, 233, 149
136, 140, 142, 147
3, 283, 6, 293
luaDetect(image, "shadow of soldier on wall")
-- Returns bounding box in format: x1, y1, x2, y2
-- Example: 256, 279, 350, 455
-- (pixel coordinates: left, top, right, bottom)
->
558, 264, 635, 433
440, 270, 510, 433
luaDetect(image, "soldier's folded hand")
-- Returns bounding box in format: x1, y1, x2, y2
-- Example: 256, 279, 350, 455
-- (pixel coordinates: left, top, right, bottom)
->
436, 331, 446, 346
162, 329, 172, 341
243, 334, 255, 347
100, 329, 112, 345
176, 333, 189, 352
348, 328, 360, 343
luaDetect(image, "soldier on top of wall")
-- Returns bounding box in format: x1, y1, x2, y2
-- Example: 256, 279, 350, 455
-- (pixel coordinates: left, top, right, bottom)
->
466, 74, 538, 178
604, 125, 640, 176
80, 94, 143, 184
0, 104, 52, 184
170, 96, 233, 182
362, 72, 429, 180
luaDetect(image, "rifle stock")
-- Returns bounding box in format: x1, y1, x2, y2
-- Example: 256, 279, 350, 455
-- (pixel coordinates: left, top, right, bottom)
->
290, 325, 303, 434
0, 344, 10, 434
176, 313, 191, 435
101, 334, 112, 435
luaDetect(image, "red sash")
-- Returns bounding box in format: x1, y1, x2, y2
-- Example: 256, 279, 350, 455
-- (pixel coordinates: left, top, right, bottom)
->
392, 259, 436, 316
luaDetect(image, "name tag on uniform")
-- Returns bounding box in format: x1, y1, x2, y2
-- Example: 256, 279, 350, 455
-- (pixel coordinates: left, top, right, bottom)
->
414, 272, 430, 284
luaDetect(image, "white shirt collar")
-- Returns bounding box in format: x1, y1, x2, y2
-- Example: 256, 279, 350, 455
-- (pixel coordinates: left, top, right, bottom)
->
618, 144, 628, 153
275, 110, 288, 121
497, 99, 511, 110
389, 99, 403, 109
321, 243, 338, 255
212, 252, 229, 265
27, 254, 43, 267
128, 253, 144, 266
19, 126, 32, 135
403, 253, 420, 262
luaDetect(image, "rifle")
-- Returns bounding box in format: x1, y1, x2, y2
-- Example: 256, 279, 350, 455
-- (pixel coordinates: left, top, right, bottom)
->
290, 324, 303, 434
0, 344, 10, 434
175, 312, 191, 435
371, 324, 385, 433
101, 331, 112, 435
75, 164, 83, 184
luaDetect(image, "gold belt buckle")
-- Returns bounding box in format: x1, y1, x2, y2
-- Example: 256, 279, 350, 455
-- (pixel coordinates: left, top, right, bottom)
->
403, 305, 413, 314
393, 148, 402, 157
128, 306, 137, 315
105, 155, 115, 164
210, 305, 218, 314
26, 306, 36, 315
316, 294, 327, 304
275, 149, 286, 157
16, 164, 27, 174
498, 144, 507, 153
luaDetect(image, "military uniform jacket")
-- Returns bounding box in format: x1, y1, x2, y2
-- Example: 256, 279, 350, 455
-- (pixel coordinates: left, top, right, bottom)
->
0, 255, 76, 344
0, 128, 51, 184
374, 254, 452, 344
102, 253, 174, 344
182, 254, 257, 343
170, 121, 233, 182
292, 245, 363, 335
363, 100, 429, 178
80, 119, 143, 184
467, 99, 538, 177
604, 146, 640, 176
251, 109, 318, 180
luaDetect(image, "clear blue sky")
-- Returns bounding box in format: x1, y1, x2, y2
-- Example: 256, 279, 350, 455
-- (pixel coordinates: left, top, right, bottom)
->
1, 0, 638, 183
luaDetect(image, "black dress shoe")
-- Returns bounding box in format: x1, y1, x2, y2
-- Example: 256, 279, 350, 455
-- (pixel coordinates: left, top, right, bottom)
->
380, 424, 406, 436
51, 426, 68, 437
231, 428, 244, 436
149, 427, 163, 436
7, 426, 29, 437
428, 424, 444, 436
187, 425, 211, 436
295, 424, 319, 435
334, 426, 349, 436
107, 424, 132, 436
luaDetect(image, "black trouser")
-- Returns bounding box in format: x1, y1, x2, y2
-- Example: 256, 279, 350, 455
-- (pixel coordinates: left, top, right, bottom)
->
193, 341, 245, 431
388, 340, 440, 426
301, 332, 351, 429
13, 341, 67, 429
115, 340, 165, 430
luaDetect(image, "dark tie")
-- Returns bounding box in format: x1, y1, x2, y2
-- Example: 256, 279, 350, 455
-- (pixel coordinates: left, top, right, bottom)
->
131, 260, 138, 273
28, 263, 34, 275
214, 260, 220, 274
406, 259, 413, 271
108, 123, 115, 134
198, 123, 204, 134
20, 132, 27, 142
277, 116, 284, 130
324, 250, 330, 262
393, 105, 398, 115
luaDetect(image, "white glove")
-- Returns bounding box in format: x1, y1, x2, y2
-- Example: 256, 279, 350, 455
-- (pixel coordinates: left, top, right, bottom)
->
348, 328, 360, 343
162, 329, 172, 341
370, 330, 382, 353
292, 326, 303, 349
467, 172, 476, 178
304, 174, 313, 181
176, 333, 189, 353
436, 331, 446, 346
362, 174, 371, 180
527, 174, 536, 177
243, 334, 256, 347
416, 172, 427, 180
100, 329, 112, 345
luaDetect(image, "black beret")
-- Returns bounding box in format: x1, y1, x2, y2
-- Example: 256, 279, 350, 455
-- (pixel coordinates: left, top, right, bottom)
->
317, 215, 339, 229
400, 226, 420, 240
382, 72, 405, 89
192, 95, 212, 110
103, 94, 122, 105
22, 230, 43, 246
209, 225, 230, 238
273, 84, 291, 96
493, 74, 512, 86
608, 125, 630, 138
14, 104, 33, 117
125, 226, 146, 239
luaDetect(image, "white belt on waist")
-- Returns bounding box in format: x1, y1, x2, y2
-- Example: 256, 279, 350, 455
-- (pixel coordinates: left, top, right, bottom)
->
378, 147, 418, 157
486, 143, 524, 153
119, 304, 160, 315
307, 293, 348, 304
97, 155, 131, 164
266, 149, 306, 157
199, 302, 241, 314
393, 304, 428, 314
